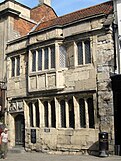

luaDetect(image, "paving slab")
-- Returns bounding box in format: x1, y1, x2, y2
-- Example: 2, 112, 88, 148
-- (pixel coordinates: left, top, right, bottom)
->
0, 152, 120, 161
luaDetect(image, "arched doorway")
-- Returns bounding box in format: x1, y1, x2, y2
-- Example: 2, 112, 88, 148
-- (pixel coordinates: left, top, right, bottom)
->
15, 114, 25, 147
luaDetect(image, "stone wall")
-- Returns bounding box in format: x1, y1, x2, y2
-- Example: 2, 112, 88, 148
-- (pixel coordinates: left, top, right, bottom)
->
96, 30, 114, 152
25, 128, 99, 154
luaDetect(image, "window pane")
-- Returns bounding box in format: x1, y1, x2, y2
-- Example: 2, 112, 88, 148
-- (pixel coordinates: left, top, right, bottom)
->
38, 49, 42, 71
35, 101, 40, 128
16, 56, 20, 76
50, 46, 55, 69
44, 101, 48, 127
85, 40, 91, 64
59, 46, 66, 68
29, 103, 34, 127
68, 99, 75, 128
87, 98, 95, 128
60, 100, 66, 128
11, 57, 15, 77
79, 99, 86, 128
44, 48, 49, 69
51, 100, 56, 128
77, 42, 83, 65
32, 51, 36, 72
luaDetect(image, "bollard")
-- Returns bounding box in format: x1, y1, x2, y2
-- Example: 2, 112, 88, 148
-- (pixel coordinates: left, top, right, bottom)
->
99, 132, 109, 157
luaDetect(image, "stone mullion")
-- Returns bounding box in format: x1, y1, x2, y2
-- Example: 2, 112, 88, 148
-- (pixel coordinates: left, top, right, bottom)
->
93, 93, 98, 129
23, 101, 29, 127
48, 101, 51, 127
28, 50, 31, 91
54, 97, 60, 128
73, 42, 77, 67
65, 100, 69, 128
32, 103, 36, 127
73, 96, 80, 129
85, 99, 89, 128
55, 42, 59, 70
38, 100, 44, 128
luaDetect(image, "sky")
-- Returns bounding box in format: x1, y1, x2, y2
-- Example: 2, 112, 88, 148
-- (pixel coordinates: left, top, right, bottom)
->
0, 0, 109, 16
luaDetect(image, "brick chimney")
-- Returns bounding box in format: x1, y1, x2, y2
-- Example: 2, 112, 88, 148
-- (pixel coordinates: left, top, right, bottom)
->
39, 0, 51, 6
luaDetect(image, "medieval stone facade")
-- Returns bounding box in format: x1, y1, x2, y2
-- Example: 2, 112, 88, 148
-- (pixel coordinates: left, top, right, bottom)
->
0, 0, 118, 156
4, 0, 116, 155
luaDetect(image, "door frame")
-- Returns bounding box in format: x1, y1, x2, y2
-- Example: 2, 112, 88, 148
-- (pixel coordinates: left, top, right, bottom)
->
15, 114, 25, 147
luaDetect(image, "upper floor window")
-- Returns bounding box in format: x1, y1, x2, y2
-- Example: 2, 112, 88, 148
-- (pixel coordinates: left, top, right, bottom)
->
31, 45, 55, 72
11, 56, 20, 77
38, 49, 42, 71
77, 40, 91, 65
32, 51, 36, 72
59, 45, 66, 68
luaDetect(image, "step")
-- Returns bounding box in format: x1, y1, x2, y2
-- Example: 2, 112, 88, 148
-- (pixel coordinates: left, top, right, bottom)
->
9, 147, 25, 153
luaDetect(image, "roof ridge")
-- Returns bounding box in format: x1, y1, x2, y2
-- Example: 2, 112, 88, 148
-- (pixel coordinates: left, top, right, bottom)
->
34, 0, 113, 32
57, 0, 112, 18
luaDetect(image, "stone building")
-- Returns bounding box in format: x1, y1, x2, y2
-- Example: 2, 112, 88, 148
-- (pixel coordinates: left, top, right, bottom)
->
5, 0, 116, 155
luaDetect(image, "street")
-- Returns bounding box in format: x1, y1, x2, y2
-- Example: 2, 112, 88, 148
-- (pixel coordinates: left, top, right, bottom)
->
0, 152, 120, 161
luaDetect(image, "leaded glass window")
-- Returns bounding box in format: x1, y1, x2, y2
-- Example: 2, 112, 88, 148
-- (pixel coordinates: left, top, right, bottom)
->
77, 42, 83, 65
85, 40, 91, 64
59, 46, 66, 68
44, 101, 49, 127
51, 100, 56, 128
87, 98, 95, 128
44, 48, 49, 70
77, 40, 91, 65
16, 56, 20, 76
32, 51, 36, 72
11, 56, 20, 77
29, 103, 34, 127
60, 100, 66, 128
35, 101, 40, 128
79, 98, 86, 128
11, 57, 15, 77
50, 46, 55, 69
38, 49, 42, 71
68, 99, 75, 128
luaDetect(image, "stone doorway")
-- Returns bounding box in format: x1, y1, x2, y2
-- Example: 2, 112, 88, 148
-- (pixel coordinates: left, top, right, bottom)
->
15, 114, 25, 147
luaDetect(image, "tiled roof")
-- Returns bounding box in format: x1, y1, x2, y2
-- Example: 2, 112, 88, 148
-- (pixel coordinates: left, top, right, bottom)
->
34, 1, 113, 32
14, 18, 35, 36
30, 4, 57, 23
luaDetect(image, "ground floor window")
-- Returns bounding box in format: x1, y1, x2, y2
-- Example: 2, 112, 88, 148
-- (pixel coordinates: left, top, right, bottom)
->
27, 94, 95, 129
68, 98, 75, 128
44, 101, 49, 127
28, 101, 40, 127
60, 100, 66, 128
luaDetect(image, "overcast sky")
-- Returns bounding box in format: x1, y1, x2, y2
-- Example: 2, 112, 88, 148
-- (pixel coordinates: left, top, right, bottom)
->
0, 0, 109, 16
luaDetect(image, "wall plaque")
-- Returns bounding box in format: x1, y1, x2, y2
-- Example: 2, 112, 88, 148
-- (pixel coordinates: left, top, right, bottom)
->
31, 129, 36, 144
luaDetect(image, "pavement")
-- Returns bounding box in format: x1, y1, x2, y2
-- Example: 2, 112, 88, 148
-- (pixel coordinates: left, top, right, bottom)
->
0, 151, 120, 161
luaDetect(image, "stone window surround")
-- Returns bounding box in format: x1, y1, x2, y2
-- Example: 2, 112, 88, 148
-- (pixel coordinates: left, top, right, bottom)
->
25, 94, 95, 129
76, 39, 91, 66
28, 38, 92, 75
30, 45, 56, 73
10, 55, 20, 77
